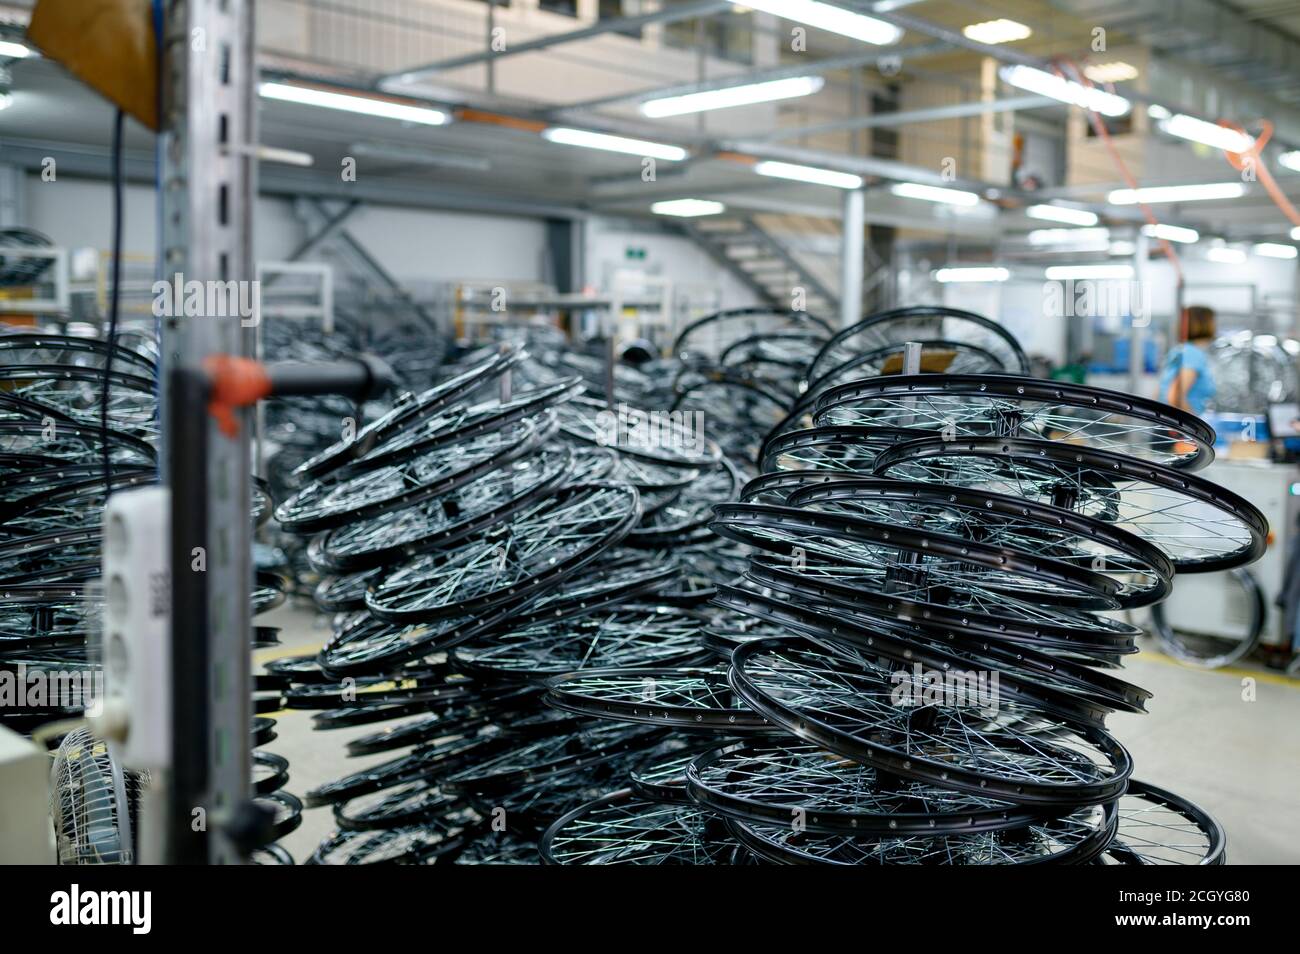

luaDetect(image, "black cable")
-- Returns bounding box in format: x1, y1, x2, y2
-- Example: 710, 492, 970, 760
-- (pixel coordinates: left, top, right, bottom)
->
102, 108, 126, 499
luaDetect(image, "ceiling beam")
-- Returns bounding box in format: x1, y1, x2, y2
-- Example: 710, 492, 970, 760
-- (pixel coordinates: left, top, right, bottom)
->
756, 95, 1058, 143
0, 135, 589, 220
553, 41, 952, 115
377, 0, 732, 86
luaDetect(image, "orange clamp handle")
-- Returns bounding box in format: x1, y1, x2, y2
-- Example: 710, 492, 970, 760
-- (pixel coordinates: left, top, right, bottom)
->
203, 355, 271, 438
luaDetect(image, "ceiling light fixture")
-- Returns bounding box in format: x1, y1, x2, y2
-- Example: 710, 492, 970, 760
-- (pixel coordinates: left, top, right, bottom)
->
1253, 243, 1298, 259
1083, 61, 1139, 84
1025, 204, 1099, 226
962, 19, 1031, 45
0, 40, 30, 59
1141, 223, 1200, 244
1157, 113, 1254, 153
1044, 264, 1135, 279
890, 182, 981, 206
1027, 227, 1111, 247
259, 82, 448, 125
726, 1, 903, 45
999, 64, 1130, 117
1108, 182, 1245, 204
542, 127, 687, 161
754, 160, 863, 189
651, 198, 726, 217
641, 75, 824, 118
1205, 246, 1247, 264
1279, 151, 1300, 172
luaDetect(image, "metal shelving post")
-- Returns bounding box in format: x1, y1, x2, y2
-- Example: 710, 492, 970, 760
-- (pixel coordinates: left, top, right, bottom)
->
159, 0, 257, 864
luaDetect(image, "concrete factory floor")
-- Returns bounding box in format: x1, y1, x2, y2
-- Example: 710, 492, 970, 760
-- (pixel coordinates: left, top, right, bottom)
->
256, 603, 1300, 865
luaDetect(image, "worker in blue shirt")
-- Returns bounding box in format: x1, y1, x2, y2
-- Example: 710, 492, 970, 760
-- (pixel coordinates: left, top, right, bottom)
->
1160, 306, 1217, 417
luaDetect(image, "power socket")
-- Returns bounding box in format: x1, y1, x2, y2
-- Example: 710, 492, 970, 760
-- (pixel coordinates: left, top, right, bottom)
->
98, 486, 171, 771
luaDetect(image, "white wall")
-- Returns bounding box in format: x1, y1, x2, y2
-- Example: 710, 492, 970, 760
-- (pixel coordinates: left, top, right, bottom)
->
583, 215, 762, 311
24, 177, 160, 259
20, 174, 551, 284
337, 203, 548, 283
18, 176, 759, 310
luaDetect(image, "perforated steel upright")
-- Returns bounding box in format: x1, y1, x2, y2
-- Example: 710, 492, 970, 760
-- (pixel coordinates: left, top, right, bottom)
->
158, 0, 256, 865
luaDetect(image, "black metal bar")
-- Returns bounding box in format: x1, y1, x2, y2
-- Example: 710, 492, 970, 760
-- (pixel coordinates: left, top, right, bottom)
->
266, 356, 394, 400
167, 365, 210, 865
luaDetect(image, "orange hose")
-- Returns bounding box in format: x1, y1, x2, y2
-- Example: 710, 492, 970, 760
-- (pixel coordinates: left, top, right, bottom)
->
1053, 58, 1182, 283
1218, 119, 1300, 229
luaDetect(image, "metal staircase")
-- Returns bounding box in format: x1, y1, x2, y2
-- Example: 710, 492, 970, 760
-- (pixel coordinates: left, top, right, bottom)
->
681, 212, 893, 323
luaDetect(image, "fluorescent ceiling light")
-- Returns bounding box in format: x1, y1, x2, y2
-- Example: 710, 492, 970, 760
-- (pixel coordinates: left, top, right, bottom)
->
1026, 204, 1099, 226
1084, 61, 1139, 84
1044, 264, 1134, 279
0, 93, 11, 112
1206, 246, 1246, 264
1027, 227, 1111, 247
1253, 243, 1297, 259
1147, 104, 1172, 121
1108, 240, 1136, 256
999, 64, 1130, 117
542, 127, 686, 161
727, 1, 903, 45
651, 198, 725, 217
259, 82, 448, 125
1293, 226, 1300, 241
890, 182, 981, 206
962, 19, 1031, 44
934, 267, 1010, 283
250, 145, 314, 167
1279, 151, 1300, 172
1141, 223, 1199, 244
754, 160, 863, 189
1158, 114, 1254, 153
1109, 182, 1245, 204
0, 40, 30, 59
642, 75, 824, 118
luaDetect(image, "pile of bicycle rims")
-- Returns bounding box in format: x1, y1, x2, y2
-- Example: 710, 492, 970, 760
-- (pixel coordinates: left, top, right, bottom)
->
0, 333, 157, 734
539, 320, 1260, 865
268, 344, 756, 864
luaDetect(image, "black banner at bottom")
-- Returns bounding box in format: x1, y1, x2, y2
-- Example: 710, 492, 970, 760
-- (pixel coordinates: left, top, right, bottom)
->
6, 863, 1272, 941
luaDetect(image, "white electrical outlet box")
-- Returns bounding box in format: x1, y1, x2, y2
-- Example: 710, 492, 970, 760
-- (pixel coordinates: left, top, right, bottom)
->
101, 486, 171, 770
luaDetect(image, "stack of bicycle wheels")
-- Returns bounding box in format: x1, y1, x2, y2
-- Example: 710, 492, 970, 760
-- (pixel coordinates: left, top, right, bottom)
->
266, 344, 755, 863
0, 333, 157, 734
539, 308, 1255, 865
0, 331, 307, 862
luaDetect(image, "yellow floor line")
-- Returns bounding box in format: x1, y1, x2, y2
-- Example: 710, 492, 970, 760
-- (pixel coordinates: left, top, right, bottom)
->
256, 641, 326, 718
253, 640, 325, 664
1136, 647, 1300, 688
